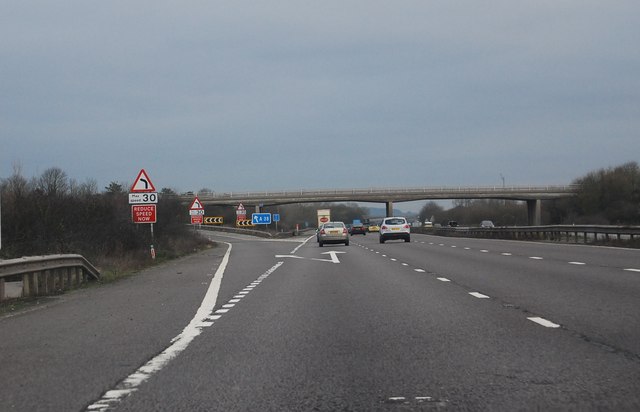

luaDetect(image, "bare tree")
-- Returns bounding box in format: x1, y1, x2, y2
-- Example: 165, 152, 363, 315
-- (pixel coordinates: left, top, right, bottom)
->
37, 167, 69, 196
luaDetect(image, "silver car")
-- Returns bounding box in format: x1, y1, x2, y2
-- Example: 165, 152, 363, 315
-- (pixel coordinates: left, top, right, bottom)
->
318, 222, 349, 247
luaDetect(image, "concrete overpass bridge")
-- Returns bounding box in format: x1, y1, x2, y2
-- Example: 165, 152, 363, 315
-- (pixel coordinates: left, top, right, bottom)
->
185, 185, 578, 226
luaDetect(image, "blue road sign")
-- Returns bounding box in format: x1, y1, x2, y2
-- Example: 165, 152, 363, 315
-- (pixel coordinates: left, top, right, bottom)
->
252, 213, 272, 225
273, 213, 280, 222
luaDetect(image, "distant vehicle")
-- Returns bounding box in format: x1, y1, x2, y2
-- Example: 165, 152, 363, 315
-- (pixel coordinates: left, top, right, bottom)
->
379, 217, 411, 243
423, 221, 433, 228
350, 222, 367, 235
448, 221, 458, 227
318, 222, 349, 247
368, 223, 380, 232
480, 220, 495, 228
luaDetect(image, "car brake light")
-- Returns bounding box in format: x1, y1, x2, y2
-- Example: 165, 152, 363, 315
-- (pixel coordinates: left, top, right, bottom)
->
343, 228, 348, 234
404, 224, 410, 229
381, 225, 387, 230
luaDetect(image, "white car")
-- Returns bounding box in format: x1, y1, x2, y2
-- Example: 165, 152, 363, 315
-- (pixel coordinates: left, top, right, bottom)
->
480, 220, 495, 228
379, 217, 411, 243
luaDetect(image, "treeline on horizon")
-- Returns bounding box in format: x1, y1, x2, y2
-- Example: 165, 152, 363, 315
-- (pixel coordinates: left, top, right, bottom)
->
1, 161, 639, 263
417, 161, 640, 227
0, 166, 209, 268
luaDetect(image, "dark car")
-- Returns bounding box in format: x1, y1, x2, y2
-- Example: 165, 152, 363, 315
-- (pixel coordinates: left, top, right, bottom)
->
350, 223, 367, 235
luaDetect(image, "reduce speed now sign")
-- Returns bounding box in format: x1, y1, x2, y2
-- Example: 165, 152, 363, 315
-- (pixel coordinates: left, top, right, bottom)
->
132, 205, 157, 223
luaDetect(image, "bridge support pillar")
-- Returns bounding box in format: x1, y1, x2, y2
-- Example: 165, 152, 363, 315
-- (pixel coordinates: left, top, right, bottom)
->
527, 199, 541, 226
386, 201, 394, 217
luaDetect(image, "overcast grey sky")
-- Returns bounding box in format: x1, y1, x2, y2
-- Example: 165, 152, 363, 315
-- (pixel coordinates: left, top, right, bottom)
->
2, 1, 639, 201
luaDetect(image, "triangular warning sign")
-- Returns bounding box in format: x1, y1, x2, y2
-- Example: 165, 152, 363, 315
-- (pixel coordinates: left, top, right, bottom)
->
130, 169, 156, 193
237, 203, 245, 210
189, 196, 204, 210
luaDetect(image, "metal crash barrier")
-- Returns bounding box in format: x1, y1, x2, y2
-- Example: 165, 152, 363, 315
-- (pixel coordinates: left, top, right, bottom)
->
424, 225, 640, 244
0, 254, 100, 301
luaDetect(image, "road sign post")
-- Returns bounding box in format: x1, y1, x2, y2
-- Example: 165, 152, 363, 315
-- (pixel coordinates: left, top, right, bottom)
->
129, 169, 157, 259
273, 213, 280, 232
189, 196, 205, 225
236, 203, 246, 220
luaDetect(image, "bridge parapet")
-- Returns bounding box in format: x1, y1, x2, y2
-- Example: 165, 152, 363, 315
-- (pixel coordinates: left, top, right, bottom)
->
181, 185, 578, 206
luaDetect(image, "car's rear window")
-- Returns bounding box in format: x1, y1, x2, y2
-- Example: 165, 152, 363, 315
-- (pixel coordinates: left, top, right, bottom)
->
324, 222, 344, 228
384, 218, 406, 225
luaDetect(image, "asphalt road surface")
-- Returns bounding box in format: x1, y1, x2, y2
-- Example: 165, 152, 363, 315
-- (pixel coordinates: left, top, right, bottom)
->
1, 230, 639, 411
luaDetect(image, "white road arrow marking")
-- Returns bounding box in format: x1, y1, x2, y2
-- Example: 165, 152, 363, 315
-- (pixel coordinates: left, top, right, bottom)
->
314, 251, 346, 263
275, 251, 346, 264
275, 255, 305, 259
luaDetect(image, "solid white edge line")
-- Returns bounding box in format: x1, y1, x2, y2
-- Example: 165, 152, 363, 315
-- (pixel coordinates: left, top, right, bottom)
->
86, 242, 234, 411
624, 268, 640, 272
290, 235, 314, 254
527, 317, 560, 328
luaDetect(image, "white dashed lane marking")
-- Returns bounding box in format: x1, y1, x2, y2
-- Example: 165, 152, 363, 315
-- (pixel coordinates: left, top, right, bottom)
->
527, 317, 561, 328
357, 239, 583, 335
88, 253, 288, 412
